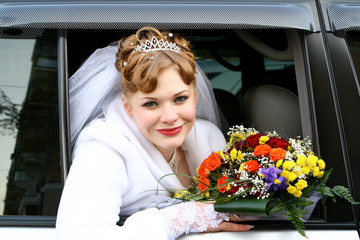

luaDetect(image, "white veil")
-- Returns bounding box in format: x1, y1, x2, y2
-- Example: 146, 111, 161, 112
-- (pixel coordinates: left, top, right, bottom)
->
69, 44, 228, 147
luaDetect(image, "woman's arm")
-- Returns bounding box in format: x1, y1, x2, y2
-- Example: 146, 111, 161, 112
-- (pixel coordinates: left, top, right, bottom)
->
56, 140, 171, 240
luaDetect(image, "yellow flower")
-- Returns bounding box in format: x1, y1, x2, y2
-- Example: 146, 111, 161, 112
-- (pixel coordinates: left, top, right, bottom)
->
174, 189, 190, 198
318, 159, 326, 170
301, 166, 311, 175
239, 163, 245, 171
317, 171, 324, 178
296, 155, 307, 166
276, 159, 283, 168
202, 191, 210, 197
218, 151, 226, 160
282, 161, 294, 170
237, 150, 244, 160
228, 137, 234, 148
307, 155, 318, 167
295, 180, 308, 190
312, 166, 320, 177
287, 185, 297, 194
288, 172, 298, 182
281, 170, 297, 182
259, 136, 270, 144
230, 148, 238, 162
293, 190, 302, 198
281, 170, 289, 179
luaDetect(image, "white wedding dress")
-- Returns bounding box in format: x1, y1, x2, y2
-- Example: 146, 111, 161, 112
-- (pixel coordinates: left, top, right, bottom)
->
56, 95, 227, 239
55, 43, 230, 239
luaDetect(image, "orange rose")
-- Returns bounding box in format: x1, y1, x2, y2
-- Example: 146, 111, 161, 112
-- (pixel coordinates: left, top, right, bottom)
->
198, 175, 210, 192
254, 144, 272, 157
243, 160, 260, 173
217, 175, 228, 193
205, 152, 221, 171
269, 148, 287, 161
198, 161, 210, 177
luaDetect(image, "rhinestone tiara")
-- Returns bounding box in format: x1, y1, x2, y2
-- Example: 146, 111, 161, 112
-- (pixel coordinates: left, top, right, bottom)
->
131, 36, 182, 55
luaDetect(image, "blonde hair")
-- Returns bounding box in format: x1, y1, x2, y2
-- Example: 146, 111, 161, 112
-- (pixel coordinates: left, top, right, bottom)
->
115, 27, 196, 95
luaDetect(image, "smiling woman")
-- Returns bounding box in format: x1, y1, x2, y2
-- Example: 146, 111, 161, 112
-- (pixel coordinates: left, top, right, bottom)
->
123, 66, 198, 188
1, 0, 360, 239
56, 27, 256, 240
122, 66, 197, 159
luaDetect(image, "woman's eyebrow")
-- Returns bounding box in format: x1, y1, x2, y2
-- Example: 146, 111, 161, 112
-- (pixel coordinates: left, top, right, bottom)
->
174, 90, 190, 96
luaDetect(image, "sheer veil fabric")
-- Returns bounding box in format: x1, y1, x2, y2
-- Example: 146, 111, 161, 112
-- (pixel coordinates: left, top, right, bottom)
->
69, 44, 228, 149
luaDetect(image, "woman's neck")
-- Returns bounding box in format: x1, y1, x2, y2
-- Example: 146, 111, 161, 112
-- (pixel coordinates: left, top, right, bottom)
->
157, 147, 177, 163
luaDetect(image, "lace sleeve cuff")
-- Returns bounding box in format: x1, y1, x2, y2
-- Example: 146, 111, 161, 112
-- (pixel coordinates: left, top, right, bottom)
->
159, 202, 229, 239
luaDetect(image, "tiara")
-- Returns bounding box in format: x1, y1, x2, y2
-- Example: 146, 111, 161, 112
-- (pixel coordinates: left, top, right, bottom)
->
131, 36, 182, 55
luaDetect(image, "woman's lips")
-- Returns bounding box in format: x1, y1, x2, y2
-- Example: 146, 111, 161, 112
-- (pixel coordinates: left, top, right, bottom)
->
156, 126, 183, 136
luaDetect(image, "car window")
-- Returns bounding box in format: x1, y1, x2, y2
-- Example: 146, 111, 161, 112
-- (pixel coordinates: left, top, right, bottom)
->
0, 29, 62, 216
345, 31, 360, 93
68, 29, 299, 139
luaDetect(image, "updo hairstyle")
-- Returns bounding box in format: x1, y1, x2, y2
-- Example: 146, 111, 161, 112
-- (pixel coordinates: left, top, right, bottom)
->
115, 27, 196, 96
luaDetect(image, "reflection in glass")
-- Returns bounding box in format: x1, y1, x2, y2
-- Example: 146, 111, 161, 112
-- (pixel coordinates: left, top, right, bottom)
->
0, 31, 61, 216
346, 30, 360, 94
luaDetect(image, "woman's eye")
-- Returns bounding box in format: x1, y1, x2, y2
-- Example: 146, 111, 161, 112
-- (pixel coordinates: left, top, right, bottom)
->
143, 101, 157, 108
175, 96, 188, 103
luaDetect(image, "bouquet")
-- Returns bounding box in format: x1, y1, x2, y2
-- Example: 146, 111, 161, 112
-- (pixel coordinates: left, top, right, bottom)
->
173, 125, 359, 237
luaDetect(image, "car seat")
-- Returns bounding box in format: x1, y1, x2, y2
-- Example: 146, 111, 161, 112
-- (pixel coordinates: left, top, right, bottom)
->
243, 84, 302, 139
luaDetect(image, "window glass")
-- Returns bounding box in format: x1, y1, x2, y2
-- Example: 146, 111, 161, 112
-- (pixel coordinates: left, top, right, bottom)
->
191, 30, 297, 134
0, 29, 61, 216
346, 30, 360, 92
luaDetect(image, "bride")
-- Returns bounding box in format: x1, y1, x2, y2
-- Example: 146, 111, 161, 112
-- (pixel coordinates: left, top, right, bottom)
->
56, 27, 255, 240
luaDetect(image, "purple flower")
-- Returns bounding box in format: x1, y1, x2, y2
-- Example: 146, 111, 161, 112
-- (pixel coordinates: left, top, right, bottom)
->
260, 167, 286, 192
272, 176, 287, 191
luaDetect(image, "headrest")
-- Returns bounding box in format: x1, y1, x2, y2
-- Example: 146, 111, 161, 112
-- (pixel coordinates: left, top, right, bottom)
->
243, 85, 302, 139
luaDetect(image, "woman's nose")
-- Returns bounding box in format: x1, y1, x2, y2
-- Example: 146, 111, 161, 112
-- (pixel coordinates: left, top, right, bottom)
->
160, 104, 178, 123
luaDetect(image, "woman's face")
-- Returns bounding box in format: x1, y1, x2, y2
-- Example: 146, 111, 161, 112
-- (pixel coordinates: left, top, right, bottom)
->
123, 66, 197, 155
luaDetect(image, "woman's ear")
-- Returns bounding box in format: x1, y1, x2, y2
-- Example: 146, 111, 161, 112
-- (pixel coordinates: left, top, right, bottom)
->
122, 94, 133, 119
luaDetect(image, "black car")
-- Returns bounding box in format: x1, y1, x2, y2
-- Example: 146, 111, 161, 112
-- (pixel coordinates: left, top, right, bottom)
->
0, 0, 359, 239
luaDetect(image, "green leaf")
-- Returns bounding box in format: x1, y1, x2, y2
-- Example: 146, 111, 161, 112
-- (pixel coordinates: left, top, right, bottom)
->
331, 186, 360, 205
210, 190, 220, 199
214, 198, 272, 217
317, 186, 335, 198
268, 202, 287, 213
285, 206, 308, 238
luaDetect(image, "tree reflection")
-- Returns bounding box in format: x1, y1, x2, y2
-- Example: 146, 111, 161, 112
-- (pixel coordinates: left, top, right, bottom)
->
0, 89, 20, 136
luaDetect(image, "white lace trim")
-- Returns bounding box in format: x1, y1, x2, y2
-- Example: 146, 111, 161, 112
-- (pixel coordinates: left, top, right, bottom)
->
159, 202, 229, 239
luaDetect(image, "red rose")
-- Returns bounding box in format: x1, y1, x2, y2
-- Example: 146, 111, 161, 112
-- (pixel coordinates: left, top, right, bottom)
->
227, 182, 251, 195
245, 134, 265, 149
267, 137, 289, 150
243, 160, 260, 173
217, 175, 228, 193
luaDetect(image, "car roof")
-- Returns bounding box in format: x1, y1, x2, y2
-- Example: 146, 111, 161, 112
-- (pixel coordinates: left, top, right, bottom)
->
0, 0, 320, 31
